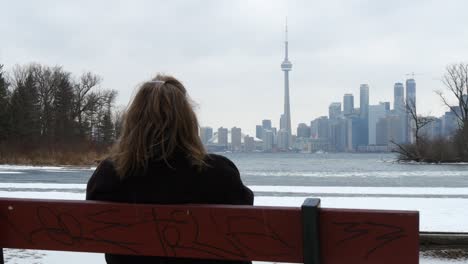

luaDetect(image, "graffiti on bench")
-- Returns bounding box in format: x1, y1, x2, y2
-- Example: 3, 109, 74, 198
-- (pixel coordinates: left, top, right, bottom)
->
332, 221, 407, 259
1, 205, 297, 259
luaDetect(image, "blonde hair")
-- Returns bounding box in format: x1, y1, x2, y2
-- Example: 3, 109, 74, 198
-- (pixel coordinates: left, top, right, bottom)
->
110, 74, 206, 178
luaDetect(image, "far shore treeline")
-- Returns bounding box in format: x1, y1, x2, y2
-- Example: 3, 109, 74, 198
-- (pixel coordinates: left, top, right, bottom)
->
0, 63, 121, 165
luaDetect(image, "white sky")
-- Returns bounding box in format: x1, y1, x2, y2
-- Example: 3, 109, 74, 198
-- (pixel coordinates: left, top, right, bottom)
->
2, 0, 468, 135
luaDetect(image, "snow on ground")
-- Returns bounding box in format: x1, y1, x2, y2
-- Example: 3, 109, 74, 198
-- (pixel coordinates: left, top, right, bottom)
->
0, 165, 96, 171
0, 183, 85, 189
2, 183, 468, 196
241, 170, 468, 177
251, 185, 468, 195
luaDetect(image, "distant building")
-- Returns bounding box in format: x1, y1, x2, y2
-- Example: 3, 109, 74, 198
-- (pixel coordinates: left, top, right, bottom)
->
406, 78, 416, 109
271, 127, 278, 144
382, 102, 391, 111
343, 93, 354, 116
360, 84, 369, 120
388, 115, 405, 144
394, 82, 405, 113
199, 127, 213, 145
348, 115, 366, 150
244, 135, 255, 152
406, 78, 416, 143
296, 123, 311, 138
217, 127, 228, 147
277, 129, 289, 150
231, 127, 242, 151
376, 118, 390, 145
368, 103, 389, 145
311, 116, 330, 140
393, 82, 407, 143
329, 102, 342, 119
263, 130, 274, 151
360, 84, 370, 145
420, 117, 441, 140
262, 119, 272, 130
279, 114, 286, 131
329, 118, 347, 152
316, 116, 329, 139
256, 125, 263, 140
442, 110, 458, 138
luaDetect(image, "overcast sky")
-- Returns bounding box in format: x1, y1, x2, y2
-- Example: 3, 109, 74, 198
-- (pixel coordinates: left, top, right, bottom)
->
2, 0, 468, 135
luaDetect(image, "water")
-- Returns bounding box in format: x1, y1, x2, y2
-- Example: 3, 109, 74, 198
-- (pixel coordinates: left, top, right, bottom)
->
229, 153, 468, 187
1, 153, 468, 187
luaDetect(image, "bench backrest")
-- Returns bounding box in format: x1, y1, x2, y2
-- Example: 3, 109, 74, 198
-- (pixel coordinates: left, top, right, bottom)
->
0, 197, 419, 264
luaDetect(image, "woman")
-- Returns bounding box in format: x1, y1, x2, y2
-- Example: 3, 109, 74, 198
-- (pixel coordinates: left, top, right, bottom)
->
86, 75, 254, 264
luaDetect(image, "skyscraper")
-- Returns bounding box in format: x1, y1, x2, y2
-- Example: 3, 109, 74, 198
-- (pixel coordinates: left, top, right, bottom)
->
280, 21, 292, 145
360, 84, 369, 119
394, 82, 405, 112
406, 79, 416, 109
262, 119, 272, 130
368, 103, 389, 145
296, 123, 311, 138
231, 127, 242, 151
360, 84, 370, 145
393, 82, 407, 144
343, 93, 354, 116
255, 125, 263, 140
263, 130, 274, 151
244, 136, 255, 152
277, 129, 289, 151
406, 78, 416, 143
329, 102, 342, 119
217, 127, 228, 148
199, 127, 213, 145
316, 116, 329, 139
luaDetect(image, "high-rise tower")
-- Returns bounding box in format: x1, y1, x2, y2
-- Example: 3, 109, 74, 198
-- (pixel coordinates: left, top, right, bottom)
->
406, 78, 416, 143
360, 84, 370, 145
393, 82, 405, 112
280, 21, 292, 143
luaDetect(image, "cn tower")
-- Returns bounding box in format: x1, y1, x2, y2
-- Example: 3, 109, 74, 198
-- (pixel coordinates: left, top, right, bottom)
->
280, 21, 292, 139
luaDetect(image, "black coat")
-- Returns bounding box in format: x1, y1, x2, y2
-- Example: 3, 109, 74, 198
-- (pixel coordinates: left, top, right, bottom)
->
86, 153, 254, 264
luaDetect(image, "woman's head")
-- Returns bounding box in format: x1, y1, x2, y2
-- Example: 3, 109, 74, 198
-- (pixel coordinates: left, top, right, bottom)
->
111, 74, 206, 178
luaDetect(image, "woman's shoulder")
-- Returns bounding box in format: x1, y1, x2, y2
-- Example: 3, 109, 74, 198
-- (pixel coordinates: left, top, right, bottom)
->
205, 154, 237, 170
86, 158, 121, 200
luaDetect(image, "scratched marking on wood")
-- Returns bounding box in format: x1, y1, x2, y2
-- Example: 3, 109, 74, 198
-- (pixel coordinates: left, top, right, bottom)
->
320, 208, 419, 264
0, 198, 418, 263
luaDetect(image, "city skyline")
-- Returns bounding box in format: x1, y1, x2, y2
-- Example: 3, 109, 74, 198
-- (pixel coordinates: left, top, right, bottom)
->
200, 74, 465, 153
2, 1, 468, 136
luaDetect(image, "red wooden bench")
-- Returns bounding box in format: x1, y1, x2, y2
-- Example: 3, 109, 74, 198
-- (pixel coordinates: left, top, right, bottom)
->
0, 197, 419, 264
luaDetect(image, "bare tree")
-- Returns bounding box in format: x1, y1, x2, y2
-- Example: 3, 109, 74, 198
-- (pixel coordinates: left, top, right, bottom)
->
73, 72, 101, 137
436, 63, 468, 127
436, 63, 468, 159
391, 99, 435, 161
406, 99, 436, 146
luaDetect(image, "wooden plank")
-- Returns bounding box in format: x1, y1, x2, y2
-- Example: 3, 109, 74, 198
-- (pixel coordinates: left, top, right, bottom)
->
0, 198, 418, 263
320, 208, 419, 264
